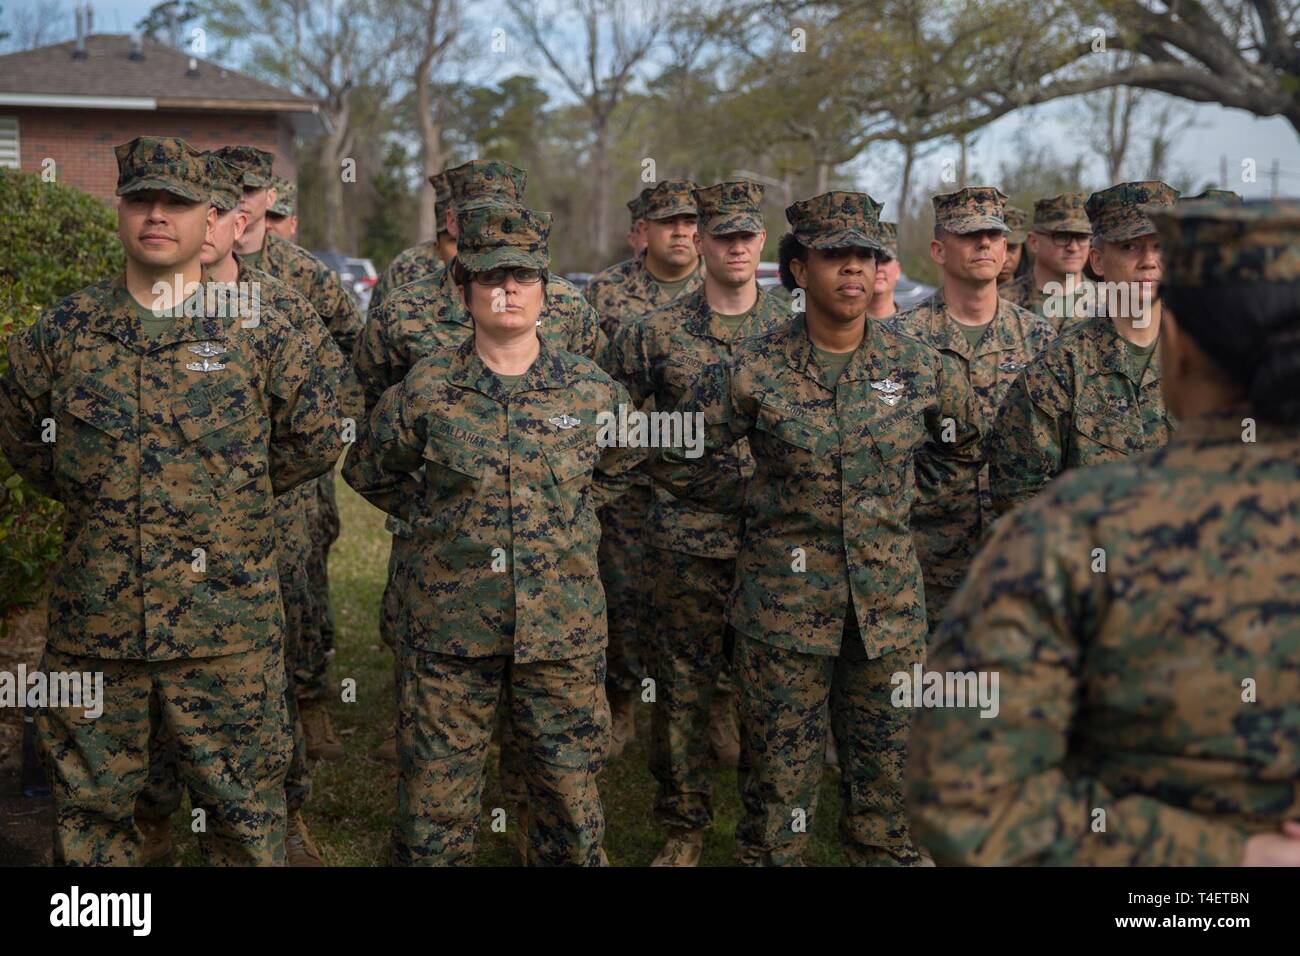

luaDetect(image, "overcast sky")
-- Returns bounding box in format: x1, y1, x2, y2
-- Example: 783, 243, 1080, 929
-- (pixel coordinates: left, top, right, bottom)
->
10, 0, 1300, 213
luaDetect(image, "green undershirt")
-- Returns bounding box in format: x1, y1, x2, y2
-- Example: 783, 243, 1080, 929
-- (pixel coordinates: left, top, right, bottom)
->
956, 320, 992, 351
492, 371, 526, 391
654, 273, 695, 300
814, 346, 856, 388
242, 247, 264, 272
713, 304, 755, 338
1124, 335, 1158, 382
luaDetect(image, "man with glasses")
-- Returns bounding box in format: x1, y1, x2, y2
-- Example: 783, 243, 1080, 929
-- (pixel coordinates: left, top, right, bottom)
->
999, 194, 1094, 332
890, 187, 1055, 624
342, 200, 642, 865
988, 181, 1179, 518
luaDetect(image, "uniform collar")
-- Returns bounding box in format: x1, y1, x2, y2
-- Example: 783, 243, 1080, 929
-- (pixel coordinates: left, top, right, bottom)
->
786, 315, 891, 387
681, 285, 781, 342
446, 334, 573, 401
1094, 317, 1162, 386
91, 272, 232, 355
915, 287, 1025, 360
1169, 407, 1293, 447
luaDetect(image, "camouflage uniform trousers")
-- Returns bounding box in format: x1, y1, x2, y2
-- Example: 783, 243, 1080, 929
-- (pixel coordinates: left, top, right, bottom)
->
597, 483, 652, 697
734, 619, 924, 867
299, 472, 338, 703
395, 643, 610, 866
38, 644, 291, 866
646, 546, 736, 832
137, 564, 316, 820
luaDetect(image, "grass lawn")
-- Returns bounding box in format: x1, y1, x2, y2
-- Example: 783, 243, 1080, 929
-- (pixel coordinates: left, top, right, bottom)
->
168, 470, 849, 866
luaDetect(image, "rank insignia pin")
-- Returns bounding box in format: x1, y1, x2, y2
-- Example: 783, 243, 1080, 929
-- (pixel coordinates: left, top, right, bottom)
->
549, 414, 581, 429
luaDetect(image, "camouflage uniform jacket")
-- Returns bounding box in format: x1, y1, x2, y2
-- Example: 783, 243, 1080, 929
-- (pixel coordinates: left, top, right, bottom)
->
603, 285, 790, 558
371, 239, 442, 313
0, 274, 344, 659
585, 252, 704, 341
907, 410, 1300, 866
244, 232, 363, 365
999, 271, 1093, 332
647, 317, 984, 659
890, 288, 1055, 572
988, 316, 1174, 518
341, 336, 645, 662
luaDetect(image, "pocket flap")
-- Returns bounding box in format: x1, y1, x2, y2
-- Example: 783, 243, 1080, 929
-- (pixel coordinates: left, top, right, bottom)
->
421, 435, 486, 478
173, 384, 257, 442
63, 375, 134, 440
756, 401, 825, 452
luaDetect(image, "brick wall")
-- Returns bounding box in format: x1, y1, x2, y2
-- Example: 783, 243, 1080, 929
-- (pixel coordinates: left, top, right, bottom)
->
6, 107, 298, 201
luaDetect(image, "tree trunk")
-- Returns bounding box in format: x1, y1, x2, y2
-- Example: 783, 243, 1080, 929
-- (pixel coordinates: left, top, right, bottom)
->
815, 160, 829, 195
592, 116, 611, 261
416, 71, 443, 241
898, 141, 915, 221
321, 97, 350, 251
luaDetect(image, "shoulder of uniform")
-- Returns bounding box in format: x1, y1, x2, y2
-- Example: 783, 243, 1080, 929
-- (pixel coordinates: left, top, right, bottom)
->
384, 272, 450, 312
36, 279, 116, 330
269, 234, 329, 275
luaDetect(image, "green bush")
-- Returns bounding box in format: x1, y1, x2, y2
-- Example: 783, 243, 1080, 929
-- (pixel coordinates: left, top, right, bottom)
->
0, 170, 123, 615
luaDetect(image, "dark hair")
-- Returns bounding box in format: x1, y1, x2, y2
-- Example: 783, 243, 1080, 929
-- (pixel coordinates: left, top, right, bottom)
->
778, 233, 806, 292
1160, 282, 1300, 425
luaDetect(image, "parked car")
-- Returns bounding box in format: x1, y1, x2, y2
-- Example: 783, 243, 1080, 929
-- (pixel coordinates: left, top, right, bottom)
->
313, 250, 380, 312
564, 272, 594, 289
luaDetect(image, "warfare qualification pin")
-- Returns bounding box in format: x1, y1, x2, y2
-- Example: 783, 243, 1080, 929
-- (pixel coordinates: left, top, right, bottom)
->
186, 357, 225, 373
549, 414, 581, 429
188, 341, 228, 358
998, 360, 1026, 373
870, 378, 905, 406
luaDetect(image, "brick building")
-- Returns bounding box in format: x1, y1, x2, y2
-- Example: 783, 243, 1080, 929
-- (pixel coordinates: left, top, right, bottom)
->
0, 34, 321, 201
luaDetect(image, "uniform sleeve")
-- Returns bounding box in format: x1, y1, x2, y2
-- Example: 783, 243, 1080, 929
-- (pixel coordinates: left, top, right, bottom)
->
281, 290, 365, 429
352, 300, 398, 418
988, 358, 1070, 517
601, 317, 655, 409
267, 325, 346, 494
590, 380, 647, 511
911, 351, 985, 586
905, 505, 1249, 867
565, 289, 603, 362
315, 265, 363, 364
644, 359, 752, 512
0, 321, 58, 497
340, 374, 424, 516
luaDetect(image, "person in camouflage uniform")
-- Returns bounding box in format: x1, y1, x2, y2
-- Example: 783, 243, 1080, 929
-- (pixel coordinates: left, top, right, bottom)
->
890, 187, 1055, 624
999, 193, 1093, 331
370, 169, 457, 312
988, 181, 1179, 518
603, 181, 789, 866
996, 204, 1028, 285
624, 188, 648, 257
906, 198, 1300, 866
133, 153, 360, 867
342, 202, 643, 866
220, 145, 363, 760
266, 176, 298, 241
650, 191, 984, 866
866, 221, 901, 319
0, 137, 344, 866
585, 179, 705, 758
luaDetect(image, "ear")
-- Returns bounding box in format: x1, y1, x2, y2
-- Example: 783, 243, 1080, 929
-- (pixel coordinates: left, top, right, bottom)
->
789, 256, 808, 289
233, 211, 249, 241
266, 186, 278, 208
206, 205, 218, 229
693, 230, 703, 254
1026, 232, 1039, 256
1088, 243, 1104, 279
929, 238, 944, 266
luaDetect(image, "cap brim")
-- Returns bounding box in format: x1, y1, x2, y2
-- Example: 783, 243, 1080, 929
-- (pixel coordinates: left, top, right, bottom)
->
1034, 218, 1091, 234
646, 202, 698, 221
1097, 220, 1157, 242
213, 195, 241, 212
705, 213, 763, 236
116, 178, 207, 203
242, 173, 272, 189
459, 247, 549, 272
803, 228, 882, 252
945, 216, 1009, 234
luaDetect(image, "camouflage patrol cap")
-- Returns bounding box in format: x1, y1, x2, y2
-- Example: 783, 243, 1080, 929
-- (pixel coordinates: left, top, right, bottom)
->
456, 201, 551, 272
627, 187, 651, 225
1147, 199, 1300, 287
269, 178, 296, 217
445, 160, 527, 212
429, 171, 452, 232
1181, 188, 1243, 205
785, 191, 884, 251
1003, 205, 1029, 243
693, 180, 765, 235
114, 136, 209, 203
1032, 193, 1090, 234
642, 180, 699, 221
878, 221, 899, 259
1086, 180, 1179, 242
212, 145, 274, 188
204, 152, 243, 211
933, 186, 1008, 235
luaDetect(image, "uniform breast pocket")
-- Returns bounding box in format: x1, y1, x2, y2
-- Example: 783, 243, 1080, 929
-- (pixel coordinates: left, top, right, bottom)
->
542, 439, 596, 528
420, 435, 487, 536
866, 400, 928, 493
173, 385, 268, 498
1071, 402, 1140, 463
754, 400, 828, 471
57, 377, 135, 493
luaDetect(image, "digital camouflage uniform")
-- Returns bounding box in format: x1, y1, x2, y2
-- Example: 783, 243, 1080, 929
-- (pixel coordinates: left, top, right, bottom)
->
0, 138, 344, 866
890, 187, 1055, 622
137, 155, 358, 826
906, 200, 1300, 865
585, 180, 704, 710
988, 182, 1179, 518
268, 176, 296, 219
342, 202, 644, 865
603, 181, 790, 835
650, 192, 985, 866
370, 170, 454, 312
999, 193, 1094, 332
